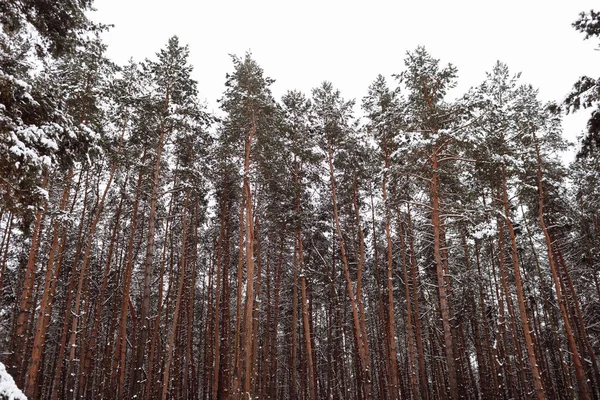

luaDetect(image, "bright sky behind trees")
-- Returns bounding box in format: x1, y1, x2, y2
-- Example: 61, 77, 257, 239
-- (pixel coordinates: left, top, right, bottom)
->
92, 0, 599, 162
93, 0, 600, 125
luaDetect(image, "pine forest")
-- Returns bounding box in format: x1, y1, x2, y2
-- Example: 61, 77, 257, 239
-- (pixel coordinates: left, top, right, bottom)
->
1, 2, 600, 399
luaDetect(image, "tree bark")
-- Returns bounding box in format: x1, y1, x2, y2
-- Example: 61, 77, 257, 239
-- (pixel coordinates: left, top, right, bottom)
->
133, 86, 170, 398
431, 148, 458, 400
327, 140, 371, 399
161, 190, 191, 400
25, 168, 73, 398
532, 133, 590, 400
13, 170, 50, 384
500, 165, 546, 400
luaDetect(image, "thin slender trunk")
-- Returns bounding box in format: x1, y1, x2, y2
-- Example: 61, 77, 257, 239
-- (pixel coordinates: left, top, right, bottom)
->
460, 228, 482, 400
381, 138, 400, 400
532, 134, 590, 400
0, 213, 13, 299
144, 194, 173, 400
50, 168, 89, 400
369, 186, 391, 400
25, 168, 73, 398
500, 165, 546, 400
351, 171, 372, 398
555, 243, 600, 395
219, 186, 233, 400
212, 191, 228, 400
203, 246, 215, 400
474, 240, 500, 399
431, 148, 457, 400
161, 190, 191, 400
399, 219, 419, 398
496, 215, 529, 397
293, 121, 317, 400
260, 249, 271, 400
241, 115, 258, 400
80, 182, 126, 398
66, 146, 131, 399
231, 197, 246, 399
407, 205, 429, 400
489, 235, 518, 400
290, 240, 298, 400
113, 168, 144, 398
268, 234, 285, 400
298, 228, 316, 400
250, 213, 262, 393
184, 206, 198, 399
327, 140, 371, 398
134, 87, 170, 398
14, 170, 49, 383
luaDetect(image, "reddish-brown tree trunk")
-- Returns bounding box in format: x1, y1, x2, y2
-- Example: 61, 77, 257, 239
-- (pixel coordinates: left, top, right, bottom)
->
161, 190, 191, 400
112, 168, 144, 398
407, 205, 429, 400
145, 186, 176, 400
231, 197, 246, 399
66, 149, 131, 399
212, 191, 228, 400
431, 148, 458, 400
327, 140, 371, 398
532, 135, 590, 400
399, 219, 419, 397
290, 234, 299, 400
13, 170, 49, 384
240, 116, 258, 400
25, 168, 73, 398
80, 184, 126, 398
0, 212, 13, 299
268, 234, 285, 399
50, 168, 90, 400
133, 87, 170, 398
250, 213, 262, 394
500, 165, 546, 400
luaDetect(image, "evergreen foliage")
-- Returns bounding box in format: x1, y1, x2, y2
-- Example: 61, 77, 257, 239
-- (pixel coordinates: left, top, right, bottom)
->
0, 3, 599, 400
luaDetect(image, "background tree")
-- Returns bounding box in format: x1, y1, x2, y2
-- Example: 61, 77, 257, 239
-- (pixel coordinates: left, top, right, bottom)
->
564, 9, 600, 156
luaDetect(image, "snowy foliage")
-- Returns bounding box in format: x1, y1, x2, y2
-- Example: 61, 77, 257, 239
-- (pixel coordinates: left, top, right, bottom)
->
0, 363, 26, 400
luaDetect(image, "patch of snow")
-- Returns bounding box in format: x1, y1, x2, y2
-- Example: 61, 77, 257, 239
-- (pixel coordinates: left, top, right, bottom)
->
21, 92, 39, 106
40, 136, 58, 151
0, 362, 27, 400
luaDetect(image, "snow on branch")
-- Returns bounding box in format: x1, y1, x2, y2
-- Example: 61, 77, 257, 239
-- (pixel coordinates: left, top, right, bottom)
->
0, 362, 27, 400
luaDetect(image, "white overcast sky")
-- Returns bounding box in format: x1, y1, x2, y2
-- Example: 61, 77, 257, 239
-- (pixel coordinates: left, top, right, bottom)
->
91, 0, 599, 161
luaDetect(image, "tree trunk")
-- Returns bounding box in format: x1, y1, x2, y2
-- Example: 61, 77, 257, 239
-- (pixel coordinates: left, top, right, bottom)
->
161, 190, 191, 400
80, 181, 126, 399
500, 165, 546, 400
113, 168, 144, 398
407, 205, 429, 400
25, 168, 73, 398
0, 213, 13, 299
50, 168, 90, 400
144, 182, 176, 400
431, 148, 458, 400
399, 219, 419, 398
532, 134, 590, 400
13, 170, 50, 384
133, 87, 170, 398
212, 190, 228, 400
327, 140, 371, 399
